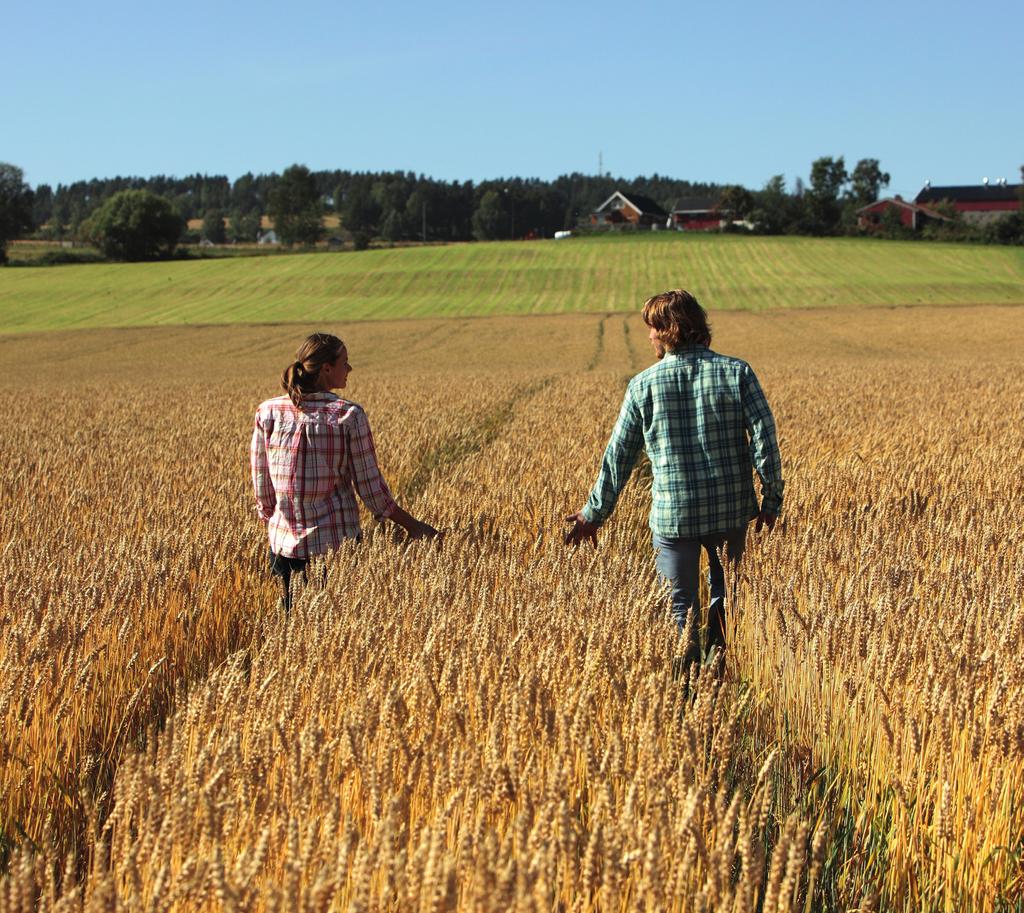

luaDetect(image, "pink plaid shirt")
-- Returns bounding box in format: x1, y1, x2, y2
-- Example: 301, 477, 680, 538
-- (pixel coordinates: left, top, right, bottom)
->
250, 393, 398, 558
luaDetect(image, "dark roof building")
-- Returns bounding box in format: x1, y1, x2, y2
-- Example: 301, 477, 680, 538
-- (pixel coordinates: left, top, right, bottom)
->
914, 182, 1021, 225
601, 192, 667, 217
668, 196, 723, 231
672, 196, 719, 213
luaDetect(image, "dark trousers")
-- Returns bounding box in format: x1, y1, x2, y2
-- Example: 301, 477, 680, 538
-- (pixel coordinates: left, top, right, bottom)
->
269, 540, 360, 609
652, 527, 747, 663
268, 549, 309, 610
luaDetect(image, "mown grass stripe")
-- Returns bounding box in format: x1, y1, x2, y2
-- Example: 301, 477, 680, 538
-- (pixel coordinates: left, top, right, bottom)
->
1, 234, 1022, 335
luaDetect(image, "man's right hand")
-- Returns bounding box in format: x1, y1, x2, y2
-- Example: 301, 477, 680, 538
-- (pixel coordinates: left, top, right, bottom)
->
564, 512, 599, 548
755, 511, 777, 534
408, 519, 441, 541
390, 505, 442, 542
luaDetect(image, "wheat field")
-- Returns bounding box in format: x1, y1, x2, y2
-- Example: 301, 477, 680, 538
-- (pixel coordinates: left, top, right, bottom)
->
1, 305, 1022, 912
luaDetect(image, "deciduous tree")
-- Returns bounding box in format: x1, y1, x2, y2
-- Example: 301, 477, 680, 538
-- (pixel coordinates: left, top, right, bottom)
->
472, 190, 508, 241
849, 158, 891, 205
86, 189, 183, 261
0, 163, 34, 264
749, 175, 798, 235
202, 209, 226, 244
341, 182, 381, 239
267, 164, 323, 247
803, 156, 848, 234
717, 185, 755, 225
229, 209, 261, 243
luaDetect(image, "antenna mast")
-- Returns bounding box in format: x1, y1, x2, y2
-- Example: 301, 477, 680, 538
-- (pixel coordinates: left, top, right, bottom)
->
598, 151, 603, 176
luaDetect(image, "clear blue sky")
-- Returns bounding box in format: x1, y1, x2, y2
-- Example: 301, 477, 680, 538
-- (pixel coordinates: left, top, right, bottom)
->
6, 0, 1022, 198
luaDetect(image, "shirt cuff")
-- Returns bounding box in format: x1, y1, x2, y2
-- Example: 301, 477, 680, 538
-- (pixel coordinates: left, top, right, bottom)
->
374, 499, 399, 522
580, 505, 604, 527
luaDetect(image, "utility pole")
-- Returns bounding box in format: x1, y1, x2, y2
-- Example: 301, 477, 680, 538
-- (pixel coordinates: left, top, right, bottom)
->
504, 186, 515, 240
598, 150, 603, 176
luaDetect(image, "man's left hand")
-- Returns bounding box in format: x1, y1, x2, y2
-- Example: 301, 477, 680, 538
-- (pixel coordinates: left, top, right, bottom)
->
564, 512, 599, 548
755, 511, 778, 534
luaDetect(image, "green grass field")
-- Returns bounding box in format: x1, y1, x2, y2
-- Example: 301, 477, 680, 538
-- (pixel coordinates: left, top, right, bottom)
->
1, 233, 1022, 334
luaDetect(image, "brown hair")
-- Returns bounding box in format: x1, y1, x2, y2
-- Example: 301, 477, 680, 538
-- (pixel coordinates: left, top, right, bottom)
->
642, 289, 712, 349
281, 333, 345, 407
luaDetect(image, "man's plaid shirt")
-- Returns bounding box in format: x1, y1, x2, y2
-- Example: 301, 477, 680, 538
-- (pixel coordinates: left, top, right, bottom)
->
582, 345, 784, 538
251, 392, 398, 558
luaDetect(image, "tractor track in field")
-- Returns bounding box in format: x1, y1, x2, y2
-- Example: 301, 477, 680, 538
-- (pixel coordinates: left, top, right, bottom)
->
396, 377, 555, 507
622, 316, 639, 372
584, 314, 610, 372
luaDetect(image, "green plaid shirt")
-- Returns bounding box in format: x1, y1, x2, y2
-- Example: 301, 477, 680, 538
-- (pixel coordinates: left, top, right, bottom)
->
582, 345, 784, 538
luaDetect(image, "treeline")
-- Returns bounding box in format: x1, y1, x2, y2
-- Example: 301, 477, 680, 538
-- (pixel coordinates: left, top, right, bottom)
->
5, 157, 1023, 264
25, 170, 725, 244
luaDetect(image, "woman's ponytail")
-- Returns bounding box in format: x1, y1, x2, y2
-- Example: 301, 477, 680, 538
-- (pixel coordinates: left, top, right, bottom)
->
281, 361, 305, 408
281, 335, 344, 408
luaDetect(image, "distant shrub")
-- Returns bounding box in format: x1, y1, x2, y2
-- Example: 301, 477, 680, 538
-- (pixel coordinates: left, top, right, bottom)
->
983, 213, 1024, 245
37, 249, 105, 265
8, 248, 106, 267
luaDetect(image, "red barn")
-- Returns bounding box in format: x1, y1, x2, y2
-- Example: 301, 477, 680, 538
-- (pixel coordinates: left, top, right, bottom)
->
668, 197, 723, 231
857, 196, 949, 231
914, 182, 1021, 225
591, 191, 668, 228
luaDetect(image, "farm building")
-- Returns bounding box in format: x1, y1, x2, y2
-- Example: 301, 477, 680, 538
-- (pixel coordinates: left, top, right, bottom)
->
590, 192, 668, 229
668, 197, 723, 231
857, 196, 950, 231
914, 181, 1022, 225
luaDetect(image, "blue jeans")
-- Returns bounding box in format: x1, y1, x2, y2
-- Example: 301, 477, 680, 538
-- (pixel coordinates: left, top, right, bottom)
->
653, 527, 747, 656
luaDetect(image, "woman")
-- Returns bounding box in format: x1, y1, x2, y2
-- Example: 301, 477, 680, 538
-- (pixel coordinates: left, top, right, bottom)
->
251, 332, 438, 607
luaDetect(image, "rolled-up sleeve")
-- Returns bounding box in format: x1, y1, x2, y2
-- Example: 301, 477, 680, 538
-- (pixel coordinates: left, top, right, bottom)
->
250, 411, 276, 523
347, 407, 398, 521
741, 366, 784, 515
582, 383, 644, 526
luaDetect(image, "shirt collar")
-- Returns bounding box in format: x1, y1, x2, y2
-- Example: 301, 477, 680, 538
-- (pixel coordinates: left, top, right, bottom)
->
667, 344, 707, 356
302, 391, 340, 401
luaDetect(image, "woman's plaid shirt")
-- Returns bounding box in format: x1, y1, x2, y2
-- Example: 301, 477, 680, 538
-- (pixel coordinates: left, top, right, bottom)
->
250, 393, 398, 558
582, 346, 784, 538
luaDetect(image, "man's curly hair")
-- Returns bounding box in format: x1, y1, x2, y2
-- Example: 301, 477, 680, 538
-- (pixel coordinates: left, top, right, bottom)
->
642, 289, 712, 349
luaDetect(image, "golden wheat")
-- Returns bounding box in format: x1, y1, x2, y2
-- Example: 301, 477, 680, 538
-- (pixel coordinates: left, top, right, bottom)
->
1, 306, 1022, 911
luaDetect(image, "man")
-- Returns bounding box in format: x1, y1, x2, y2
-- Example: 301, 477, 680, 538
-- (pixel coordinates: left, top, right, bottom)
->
565, 289, 784, 671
